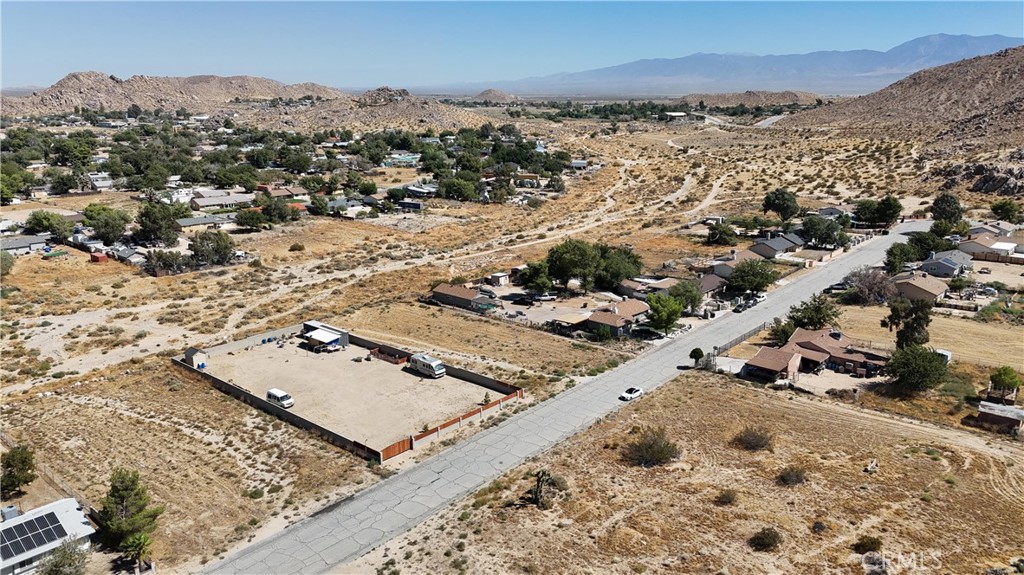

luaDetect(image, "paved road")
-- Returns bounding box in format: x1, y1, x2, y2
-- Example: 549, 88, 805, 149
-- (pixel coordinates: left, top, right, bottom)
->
208, 220, 930, 575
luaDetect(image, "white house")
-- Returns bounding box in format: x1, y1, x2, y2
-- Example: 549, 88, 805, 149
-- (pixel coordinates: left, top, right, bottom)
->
0, 498, 95, 575
87, 172, 113, 191
958, 235, 1017, 257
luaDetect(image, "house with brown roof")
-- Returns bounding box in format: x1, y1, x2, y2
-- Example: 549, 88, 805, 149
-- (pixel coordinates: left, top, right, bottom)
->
698, 274, 727, 298
958, 235, 1018, 257
742, 347, 801, 381
617, 279, 648, 299
779, 328, 887, 376
892, 272, 947, 302
585, 311, 633, 337
647, 277, 680, 297
597, 299, 651, 323
431, 283, 497, 312
711, 250, 763, 279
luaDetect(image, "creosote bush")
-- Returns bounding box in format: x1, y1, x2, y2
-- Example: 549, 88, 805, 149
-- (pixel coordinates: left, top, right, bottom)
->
732, 426, 774, 451
623, 426, 680, 467
749, 527, 783, 551
852, 535, 883, 554
777, 465, 807, 486
713, 489, 738, 506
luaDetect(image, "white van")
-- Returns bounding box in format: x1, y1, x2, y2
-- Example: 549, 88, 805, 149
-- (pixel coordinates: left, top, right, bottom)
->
266, 388, 294, 408
409, 353, 446, 378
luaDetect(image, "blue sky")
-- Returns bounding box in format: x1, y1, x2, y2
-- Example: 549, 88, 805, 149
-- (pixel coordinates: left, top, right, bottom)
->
2, 2, 1021, 89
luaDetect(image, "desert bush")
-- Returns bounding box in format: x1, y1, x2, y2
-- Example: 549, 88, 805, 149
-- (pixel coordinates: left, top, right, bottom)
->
733, 426, 774, 451
777, 465, 807, 486
623, 426, 680, 467
852, 535, 883, 554
289, 243, 305, 252
748, 527, 783, 551
713, 489, 738, 506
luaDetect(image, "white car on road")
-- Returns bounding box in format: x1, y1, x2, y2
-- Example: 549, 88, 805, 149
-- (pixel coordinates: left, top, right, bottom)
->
619, 387, 644, 401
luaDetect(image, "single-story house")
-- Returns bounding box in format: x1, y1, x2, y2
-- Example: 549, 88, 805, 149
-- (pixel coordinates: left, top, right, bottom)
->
892, 272, 948, 302
570, 159, 588, 170
817, 204, 855, 219
190, 194, 255, 211
780, 232, 805, 251
920, 250, 973, 278
405, 184, 439, 198
1, 235, 47, 255
432, 283, 494, 312
397, 200, 426, 211
968, 221, 1016, 238
742, 347, 801, 381
0, 498, 95, 575
750, 236, 797, 259
175, 216, 229, 233
597, 299, 651, 323
958, 235, 1018, 257
193, 188, 228, 199
551, 312, 591, 334
617, 279, 649, 299
585, 310, 632, 337
780, 328, 887, 375
646, 277, 680, 297
88, 171, 114, 190
698, 274, 727, 298
269, 187, 306, 199
107, 246, 147, 266
712, 250, 763, 279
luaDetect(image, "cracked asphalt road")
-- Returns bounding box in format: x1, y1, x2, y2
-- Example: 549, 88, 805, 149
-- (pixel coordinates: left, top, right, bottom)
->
207, 220, 931, 574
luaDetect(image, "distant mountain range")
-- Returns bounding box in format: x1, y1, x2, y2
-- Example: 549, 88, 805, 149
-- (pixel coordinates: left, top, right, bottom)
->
414, 34, 1023, 97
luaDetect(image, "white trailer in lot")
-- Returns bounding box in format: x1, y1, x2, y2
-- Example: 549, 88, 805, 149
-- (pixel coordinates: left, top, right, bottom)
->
409, 353, 446, 378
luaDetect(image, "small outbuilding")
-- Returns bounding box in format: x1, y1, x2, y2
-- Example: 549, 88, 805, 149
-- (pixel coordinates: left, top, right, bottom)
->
977, 401, 1024, 434
184, 347, 208, 369
742, 347, 801, 381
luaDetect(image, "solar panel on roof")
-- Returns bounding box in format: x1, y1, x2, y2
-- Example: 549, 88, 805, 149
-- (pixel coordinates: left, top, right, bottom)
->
1, 544, 13, 560
53, 524, 67, 538
0, 512, 65, 559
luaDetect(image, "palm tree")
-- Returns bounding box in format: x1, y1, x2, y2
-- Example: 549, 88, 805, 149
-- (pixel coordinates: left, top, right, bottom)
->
121, 533, 152, 574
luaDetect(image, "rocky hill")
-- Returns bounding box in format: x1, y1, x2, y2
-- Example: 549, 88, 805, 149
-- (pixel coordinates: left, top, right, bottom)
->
1, 71, 350, 116
676, 90, 821, 108
778, 47, 1024, 154
473, 89, 518, 103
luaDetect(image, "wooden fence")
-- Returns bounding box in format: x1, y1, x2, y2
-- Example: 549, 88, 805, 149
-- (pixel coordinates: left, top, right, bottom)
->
972, 252, 1024, 265
0, 430, 102, 524
407, 389, 524, 451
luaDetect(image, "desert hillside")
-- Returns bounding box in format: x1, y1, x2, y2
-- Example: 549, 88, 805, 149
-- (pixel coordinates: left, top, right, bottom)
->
677, 90, 822, 107
0, 71, 351, 116
779, 47, 1024, 153
473, 89, 518, 103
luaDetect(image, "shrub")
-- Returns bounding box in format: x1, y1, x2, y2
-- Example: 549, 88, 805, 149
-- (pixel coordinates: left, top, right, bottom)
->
748, 527, 783, 551
623, 426, 680, 467
852, 535, 883, 554
733, 426, 774, 451
777, 465, 807, 486
289, 243, 305, 252
713, 489, 738, 506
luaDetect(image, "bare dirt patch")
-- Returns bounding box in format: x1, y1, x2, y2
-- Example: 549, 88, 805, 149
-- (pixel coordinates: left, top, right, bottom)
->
348, 372, 1024, 575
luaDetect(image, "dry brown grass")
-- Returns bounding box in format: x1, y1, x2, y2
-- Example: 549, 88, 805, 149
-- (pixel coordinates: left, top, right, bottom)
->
348, 372, 1024, 575
0, 358, 373, 568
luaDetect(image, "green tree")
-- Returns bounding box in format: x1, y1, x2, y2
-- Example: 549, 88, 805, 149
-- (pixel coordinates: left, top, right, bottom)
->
798, 215, 849, 248
547, 174, 566, 193
768, 317, 796, 346
880, 297, 933, 349
668, 279, 703, 313
24, 210, 72, 240
728, 260, 780, 293
705, 222, 738, 246
0, 445, 37, 496
190, 230, 235, 265
991, 198, 1022, 224
884, 242, 920, 275
786, 293, 841, 330
520, 261, 553, 293
281, 150, 312, 173
135, 201, 189, 245
689, 347, 705, 366
546, 239, 599, 292
646, 293, 684, 335
143, 250, 192, 275
235, 209, 267, 231
990, 366, 1022, 391
97, 468, 165, 547
593, 244, 643, 291
0, 251, 14, 277
36, 538, 88, 575
887, 345, 947, 395
308, 194, 330, 216
854, 199, 877, 224
875, 195, 903, 226
299, 175, 325, 193
762, 188, 800, 221
439, 178, 476, 201
120, 532, 153, 573
947, 276, 971, 293
83, 204, 132, 246
930, 192, 962, 224
844, 266, 897, 304
386, 187, 406, 202
49, 172, 81, 195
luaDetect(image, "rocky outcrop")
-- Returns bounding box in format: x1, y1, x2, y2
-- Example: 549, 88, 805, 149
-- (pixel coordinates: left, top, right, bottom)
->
930, 163, 1024, 197
356, 87, 412, 107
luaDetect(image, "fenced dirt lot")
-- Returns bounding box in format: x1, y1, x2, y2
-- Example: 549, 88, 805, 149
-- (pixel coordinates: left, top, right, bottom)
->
206, 339, 490, 447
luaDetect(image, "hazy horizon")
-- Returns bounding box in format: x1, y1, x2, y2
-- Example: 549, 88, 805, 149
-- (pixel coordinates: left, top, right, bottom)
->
2, 1, 1023, 90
